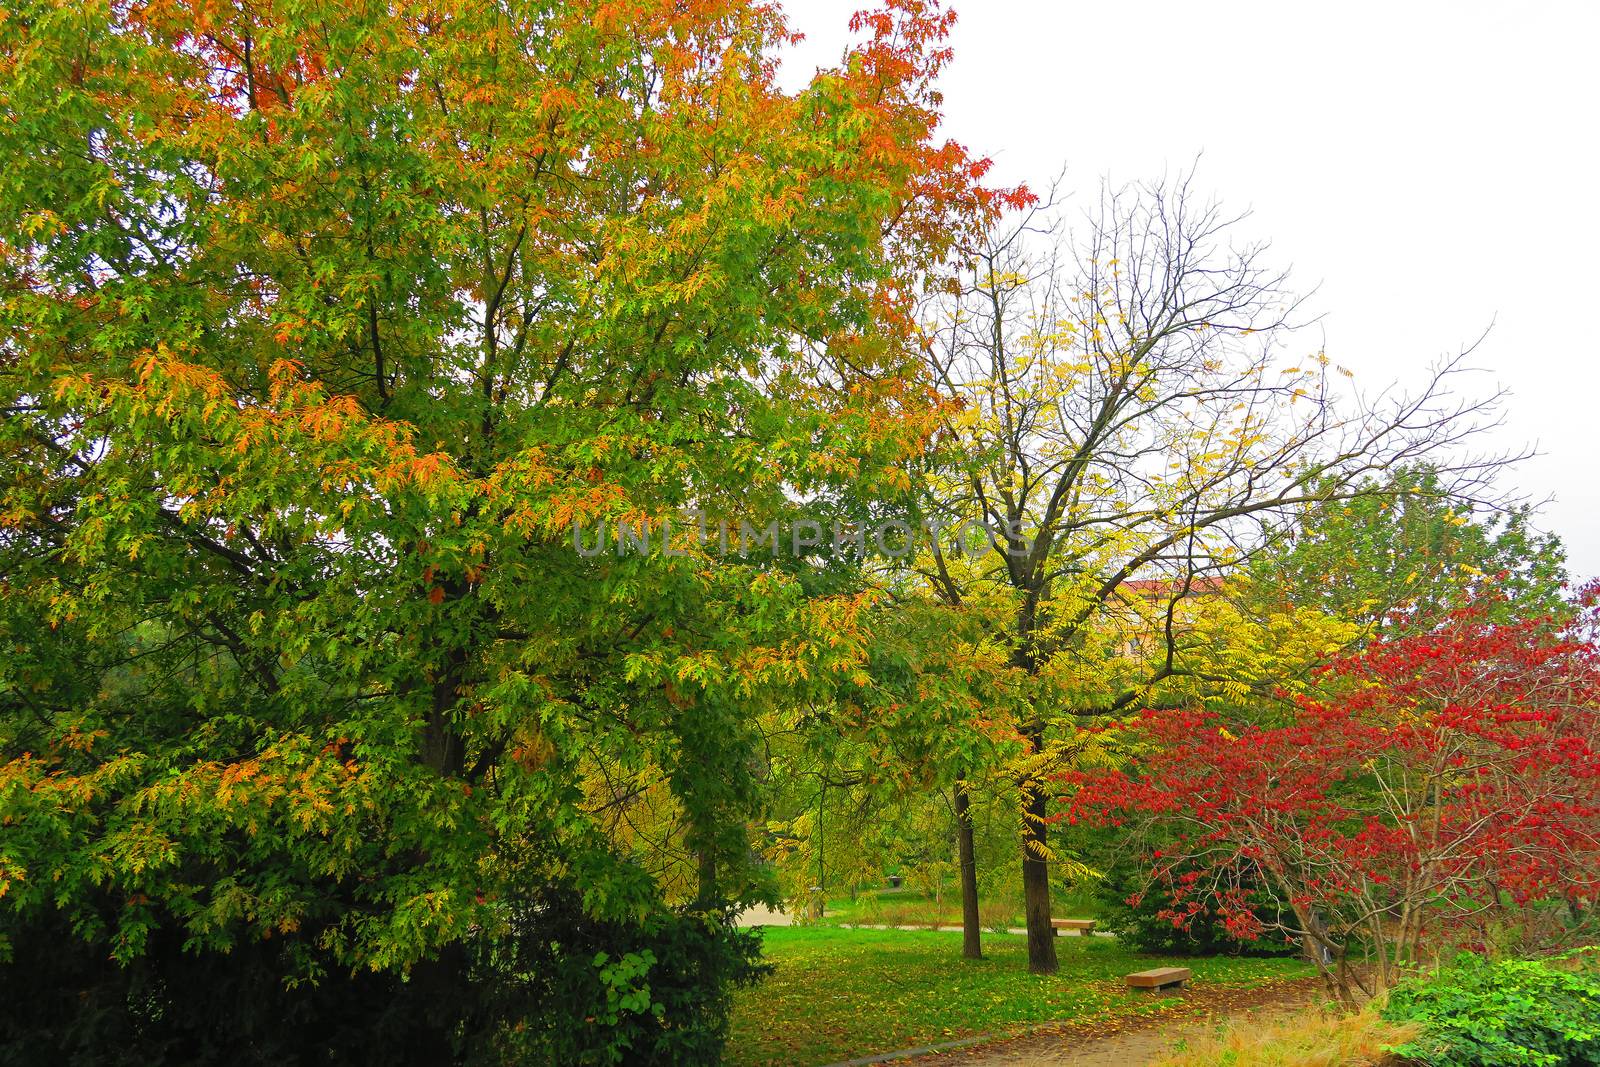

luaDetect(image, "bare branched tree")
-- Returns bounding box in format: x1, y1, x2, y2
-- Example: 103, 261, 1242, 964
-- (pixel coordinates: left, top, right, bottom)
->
917, 169, 1516, 973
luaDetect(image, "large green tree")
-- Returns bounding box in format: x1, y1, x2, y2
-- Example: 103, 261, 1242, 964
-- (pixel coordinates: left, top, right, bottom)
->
0, 0, 1001, 1060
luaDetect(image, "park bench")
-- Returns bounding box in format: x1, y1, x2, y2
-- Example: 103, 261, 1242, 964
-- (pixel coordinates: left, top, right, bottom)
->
1125, 966, 1191, 993
1050, 918, 1097, 936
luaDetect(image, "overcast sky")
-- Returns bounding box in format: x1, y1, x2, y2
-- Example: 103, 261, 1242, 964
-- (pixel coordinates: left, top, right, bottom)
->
779, 0, 1600, 579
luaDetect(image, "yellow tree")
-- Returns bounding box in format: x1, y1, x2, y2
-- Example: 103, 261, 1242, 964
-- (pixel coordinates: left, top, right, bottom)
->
917, 173, 1507, 973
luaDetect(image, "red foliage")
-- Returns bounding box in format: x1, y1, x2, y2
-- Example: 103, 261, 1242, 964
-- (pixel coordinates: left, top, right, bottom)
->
1061, 597, 1600, 996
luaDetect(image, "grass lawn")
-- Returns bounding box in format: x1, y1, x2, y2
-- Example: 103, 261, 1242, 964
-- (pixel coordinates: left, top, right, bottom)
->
809, 888, 988, 928
725, 926, 1312, 1067
811, 885, 1100, 930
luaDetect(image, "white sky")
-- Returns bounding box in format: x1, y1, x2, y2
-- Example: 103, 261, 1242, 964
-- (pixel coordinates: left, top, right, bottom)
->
778, 0, 1600, 579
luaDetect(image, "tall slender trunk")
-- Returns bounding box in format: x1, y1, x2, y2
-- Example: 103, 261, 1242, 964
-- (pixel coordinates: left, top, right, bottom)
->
814, 783, 825, 918
954, 779, 983, 960
421, 579, 471, 777
1010, 593, 1057, 975
1019, 723, 1058, 974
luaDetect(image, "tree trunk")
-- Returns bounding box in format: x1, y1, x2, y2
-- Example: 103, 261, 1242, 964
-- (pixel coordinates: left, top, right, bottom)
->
423, 646, 469, 777
696, 847, 718, 907
1019, 751, 1058, 974
954, 779, 983, 960
1011, 605, 1055, 972
421, 581, 471, 777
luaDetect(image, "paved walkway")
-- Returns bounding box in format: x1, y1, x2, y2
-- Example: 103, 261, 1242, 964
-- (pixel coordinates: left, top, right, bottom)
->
733, 908, 1110, 940
736, 902, 793, 927
831, 923, 1110, 938
896, 1026, 1188, 1066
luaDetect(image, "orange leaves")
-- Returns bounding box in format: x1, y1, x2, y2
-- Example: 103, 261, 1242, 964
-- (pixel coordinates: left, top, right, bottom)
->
290, 394, 365, 444
131, 0, 336, 120
538, 85, 577, 120
518, 483, 628, 537
56, 726, 109, 754
457, 81, 503, 108
380, 450, 461, 496
81, 340, 480, 517
264, 357, 304, 398
216, 759, 262, 806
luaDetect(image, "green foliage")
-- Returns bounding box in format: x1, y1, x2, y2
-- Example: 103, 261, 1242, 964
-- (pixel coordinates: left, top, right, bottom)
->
1093, 869, 1293, 959
755, 598, 1020, 914
1384, 952, 1600, 1066
0, 0, 993, 1059
472, 878, 770, 1066
0, 866, 767, 1067
1246, 467, 1568, 634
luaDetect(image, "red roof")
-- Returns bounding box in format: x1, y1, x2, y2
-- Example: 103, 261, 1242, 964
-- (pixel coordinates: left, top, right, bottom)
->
1119, 577, 1225, 595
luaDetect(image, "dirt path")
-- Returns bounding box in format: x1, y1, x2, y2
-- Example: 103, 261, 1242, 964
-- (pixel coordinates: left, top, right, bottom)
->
894, 977, 1322, 1067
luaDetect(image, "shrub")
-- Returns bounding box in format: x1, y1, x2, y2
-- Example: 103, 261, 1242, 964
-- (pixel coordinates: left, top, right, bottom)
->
477, 880, 771, 1066
0, 876, 768, 1067
978, 899, 1020, 933
1093, 857, 1295, 957
1383, 952, 1600, 1066
1067, 606, 1600, 1006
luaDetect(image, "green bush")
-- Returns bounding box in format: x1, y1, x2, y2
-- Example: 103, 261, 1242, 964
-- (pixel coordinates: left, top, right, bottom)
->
0, 875, 769, 1067
1092, 856, 1295, 958
0, 899, 463, 1067
1383, 951, 1600, 1066
478, 878, 770, 1066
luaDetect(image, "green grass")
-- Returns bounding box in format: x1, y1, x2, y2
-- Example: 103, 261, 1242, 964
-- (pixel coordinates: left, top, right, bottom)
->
725, 926, 1313, 1067
810, 889, 980, 927
810, 885, 1100, 930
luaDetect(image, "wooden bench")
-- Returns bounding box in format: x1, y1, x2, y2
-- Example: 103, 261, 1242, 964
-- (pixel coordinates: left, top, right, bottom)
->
1126, 967, 1191, 993
1050, 918, 1097, 936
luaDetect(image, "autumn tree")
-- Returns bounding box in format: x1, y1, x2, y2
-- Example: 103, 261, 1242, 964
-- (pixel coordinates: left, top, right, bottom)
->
1066, 596, 1600, 1005
0, 0, 1003, 1060
916, 173, 1507, 973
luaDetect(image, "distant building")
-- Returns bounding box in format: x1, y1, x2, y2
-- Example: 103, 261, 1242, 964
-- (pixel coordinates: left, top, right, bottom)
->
1110, 576, 1225, 659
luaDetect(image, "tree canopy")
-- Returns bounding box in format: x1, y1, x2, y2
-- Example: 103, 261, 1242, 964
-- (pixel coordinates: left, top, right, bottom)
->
0, 0, 1013, 1060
